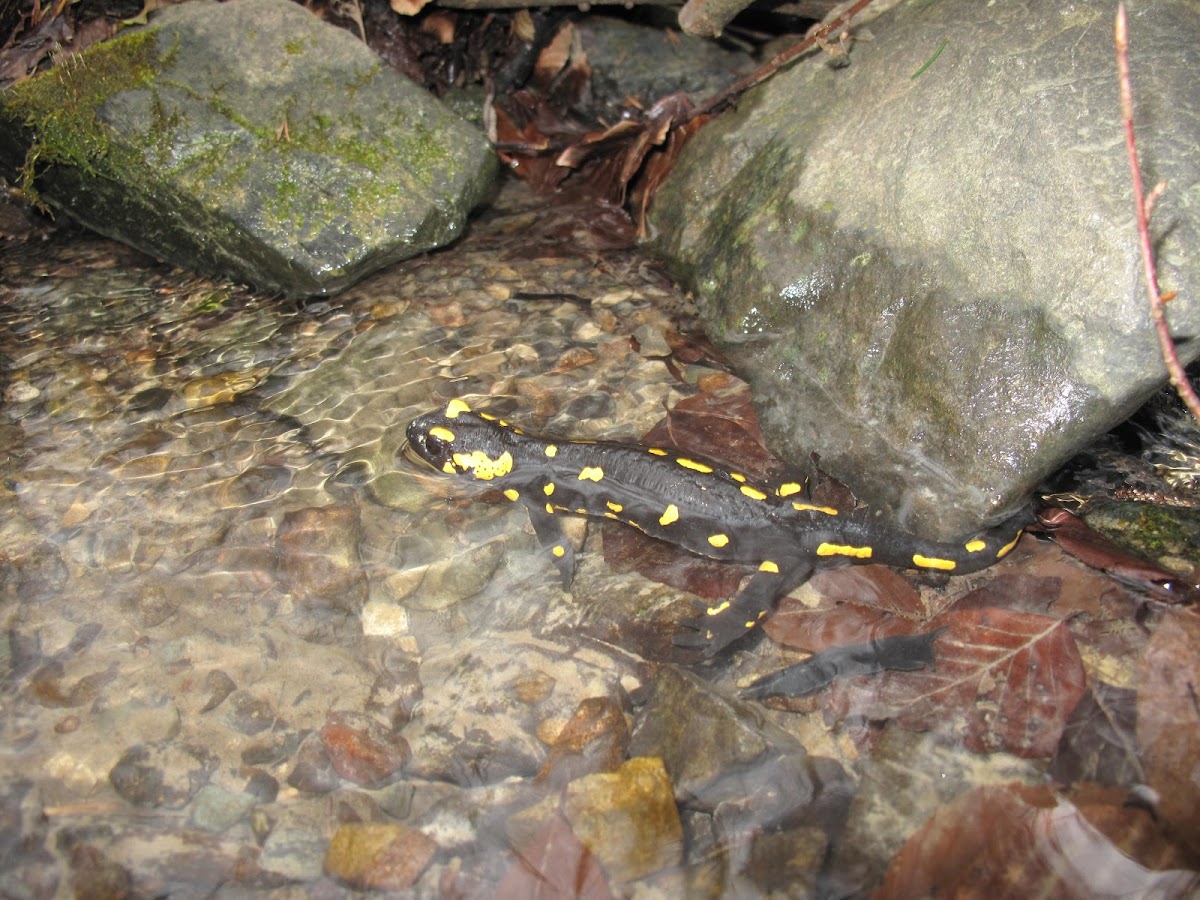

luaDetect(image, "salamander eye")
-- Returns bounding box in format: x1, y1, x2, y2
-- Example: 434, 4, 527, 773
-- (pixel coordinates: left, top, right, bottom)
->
421, 433, 450, 460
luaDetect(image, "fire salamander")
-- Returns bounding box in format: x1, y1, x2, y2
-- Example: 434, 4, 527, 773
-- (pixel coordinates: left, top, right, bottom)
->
406, 399, 1028, 658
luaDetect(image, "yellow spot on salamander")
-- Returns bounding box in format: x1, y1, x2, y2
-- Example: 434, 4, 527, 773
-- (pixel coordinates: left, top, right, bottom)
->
578, 466, 604, 482
759, 560, 779, 573
451, 450, 513, 481
442, 461, 456, 474
793, 502, 839, 515
503, 489, 519, 502
545, 445, 558, 458
913, 554, 956, 571
552, 545, 566, 558
429, 426, 456, 442
708, 533, 730, 548
543, 483, 555, 496
659, 504, 679, 526
729, 472, 746, 483
964, 539, 987, 553
479, 412, 497, 421
817, 542, 873, 559
777, 482, 803, 497
445, 398, 471, 418
676, 457, 714, 473
545, 503, 554, 515
740, 485, 768, 501
606, 501, 623, 513
706, 600, 731, 616
996, 530, 1023, 558
648, 447, 669, 456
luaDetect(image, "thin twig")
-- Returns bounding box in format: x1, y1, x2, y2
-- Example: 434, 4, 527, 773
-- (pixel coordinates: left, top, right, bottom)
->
692, 0, 876, 119
1115, 3, 1200, 424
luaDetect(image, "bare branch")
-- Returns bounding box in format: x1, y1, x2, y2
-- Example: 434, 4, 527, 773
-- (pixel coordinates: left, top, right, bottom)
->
1115, 2, 1200, 425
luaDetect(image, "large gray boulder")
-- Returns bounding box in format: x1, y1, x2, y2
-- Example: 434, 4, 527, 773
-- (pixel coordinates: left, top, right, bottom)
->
0, 0, 497, 297
649, 0, 1200, 538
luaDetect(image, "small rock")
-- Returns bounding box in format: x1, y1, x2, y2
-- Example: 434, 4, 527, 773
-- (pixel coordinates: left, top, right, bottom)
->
509, 757, 682, 884
275, 505, 367, 612
188, 783, 255, 832
319, 711, 409, 788
199, 670, 236, 713
633, 325, 672, 359
243, 770, 280, 804
223, 690, 277, 736
108, 741, 216, 809
286, 731, 340, 795
323, 822, 438, 892
535, 696, 629, 789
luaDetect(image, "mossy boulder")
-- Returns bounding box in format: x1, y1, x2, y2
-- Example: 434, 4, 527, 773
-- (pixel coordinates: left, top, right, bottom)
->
0, 0, 497, 297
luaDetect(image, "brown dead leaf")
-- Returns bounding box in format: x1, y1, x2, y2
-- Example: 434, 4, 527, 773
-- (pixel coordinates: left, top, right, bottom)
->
1037, 507, 1197, 602
389, 0, 429, 17
497, 812, 614, 900
419, 12, 455, 44
833, 607, 1087, 758
768, 603, 915, 656
1137, 607, 1200, 858
875, 784, 1200, 899
1050, 682, 1144, 789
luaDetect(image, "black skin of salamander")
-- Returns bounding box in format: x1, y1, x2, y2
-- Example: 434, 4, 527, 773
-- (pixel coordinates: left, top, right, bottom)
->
406, 404, 1030, 658
741, 627, 949, 699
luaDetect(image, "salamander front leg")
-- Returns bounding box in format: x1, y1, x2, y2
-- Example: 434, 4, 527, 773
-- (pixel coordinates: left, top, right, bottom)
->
524, 501, 576, 588
673, 561, 814, 658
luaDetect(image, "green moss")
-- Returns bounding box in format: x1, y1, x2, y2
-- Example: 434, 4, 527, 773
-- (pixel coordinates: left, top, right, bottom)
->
3, 28, 171, 204
1084, 501, 1200, 569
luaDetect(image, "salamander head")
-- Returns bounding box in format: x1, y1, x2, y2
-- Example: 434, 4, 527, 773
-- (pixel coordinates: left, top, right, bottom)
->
405, 399, 517, 482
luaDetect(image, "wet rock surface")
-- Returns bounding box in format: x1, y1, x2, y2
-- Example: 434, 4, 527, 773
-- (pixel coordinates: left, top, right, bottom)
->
0, 0, 496, 297
650, 0, 1200, 538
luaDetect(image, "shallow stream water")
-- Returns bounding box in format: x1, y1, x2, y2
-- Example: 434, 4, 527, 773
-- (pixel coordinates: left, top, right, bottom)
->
2, 180, 1197, 897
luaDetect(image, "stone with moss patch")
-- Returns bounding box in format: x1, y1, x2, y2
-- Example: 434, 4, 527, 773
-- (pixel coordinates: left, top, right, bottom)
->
0, 0, 497, 297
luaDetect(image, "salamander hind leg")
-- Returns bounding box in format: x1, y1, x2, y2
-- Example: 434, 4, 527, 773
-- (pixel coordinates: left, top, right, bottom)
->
673, 562, 813, 658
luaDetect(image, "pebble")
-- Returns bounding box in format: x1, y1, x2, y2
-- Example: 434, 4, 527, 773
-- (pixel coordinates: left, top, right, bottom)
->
323, 822, 438, 892
188, 783, 255, 832
109, 741, 217, 809
319, 711, 410, 788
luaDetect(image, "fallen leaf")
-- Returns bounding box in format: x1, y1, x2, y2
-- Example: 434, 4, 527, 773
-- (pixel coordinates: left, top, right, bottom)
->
875, 784, 1200, 899
1049, 682, 1144, 788
497, 812, 614, 900
834, 607, 1087, 758
1037, 507, 1198, 602
1136, 607, 1200, 858
389, 0, 429, 16
768, 568, 926, 652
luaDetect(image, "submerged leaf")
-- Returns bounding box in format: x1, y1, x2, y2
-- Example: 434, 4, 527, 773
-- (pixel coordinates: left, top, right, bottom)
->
875, 784, 1200, 899
834, 607, 1087, 758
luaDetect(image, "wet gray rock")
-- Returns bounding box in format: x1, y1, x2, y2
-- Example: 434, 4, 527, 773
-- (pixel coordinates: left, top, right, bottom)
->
109, 741, 217, 808
0, 0, 496, 298
188, 783, 255, 832
630, 666, 813, 808
576, 16, 751, 109
650, 0, 1200, 537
